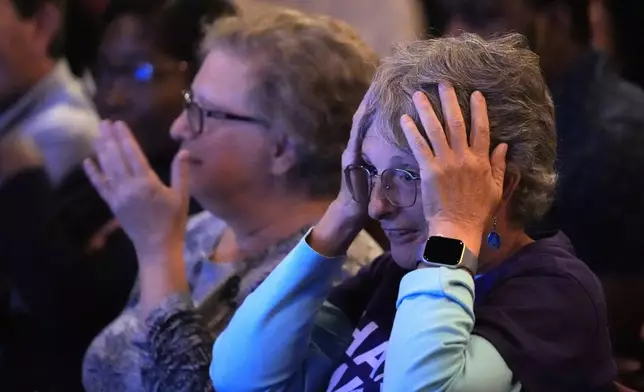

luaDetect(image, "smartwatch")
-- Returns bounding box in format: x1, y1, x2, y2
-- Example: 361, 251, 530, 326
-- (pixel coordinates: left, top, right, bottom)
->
418, 236, 478, 274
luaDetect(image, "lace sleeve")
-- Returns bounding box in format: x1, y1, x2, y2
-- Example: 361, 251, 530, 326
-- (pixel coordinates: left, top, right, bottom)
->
139, 293, 214, 392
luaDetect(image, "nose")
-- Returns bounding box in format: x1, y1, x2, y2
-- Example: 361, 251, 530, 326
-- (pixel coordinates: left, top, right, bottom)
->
170, 110, 192, 142
368, 178, 396, 221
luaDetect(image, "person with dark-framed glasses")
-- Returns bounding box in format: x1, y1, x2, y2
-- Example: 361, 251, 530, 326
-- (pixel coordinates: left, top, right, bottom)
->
210, 33, 616, 392
82, 7, 382, 392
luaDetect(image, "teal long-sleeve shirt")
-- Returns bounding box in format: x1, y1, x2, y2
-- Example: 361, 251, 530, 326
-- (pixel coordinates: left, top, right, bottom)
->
210, 232, 521, 391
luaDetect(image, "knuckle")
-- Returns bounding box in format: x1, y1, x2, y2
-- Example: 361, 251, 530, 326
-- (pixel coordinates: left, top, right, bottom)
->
413, 137, 427, 151
476, 125, 490, 138
451, 119, 466, 132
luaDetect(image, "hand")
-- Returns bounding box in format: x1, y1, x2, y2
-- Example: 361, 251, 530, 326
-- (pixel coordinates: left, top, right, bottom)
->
332, 88, 373, 222
310, 89, 373, 256
0, 134, 44, 181
400, 84, 507, 255
85, 219, 121, 254
83, 120, 190, 258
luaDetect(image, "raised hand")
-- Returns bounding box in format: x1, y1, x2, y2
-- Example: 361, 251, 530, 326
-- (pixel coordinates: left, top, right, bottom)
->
309, 89, 373, 256
83, 120, 190, 258
400, 84, 507, 255
334, 87, 373, 222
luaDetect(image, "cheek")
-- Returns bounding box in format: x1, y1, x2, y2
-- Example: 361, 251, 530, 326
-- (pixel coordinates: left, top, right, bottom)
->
191, 130, 272, 184
405, 197, 428, 228
389, 204, 428, 269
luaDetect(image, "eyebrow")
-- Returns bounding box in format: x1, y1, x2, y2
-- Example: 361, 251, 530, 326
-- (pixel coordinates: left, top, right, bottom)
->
360, 154, 418, 170
192, 91, 241, 114
391, 155, 418, 169
191, 90, 270, 126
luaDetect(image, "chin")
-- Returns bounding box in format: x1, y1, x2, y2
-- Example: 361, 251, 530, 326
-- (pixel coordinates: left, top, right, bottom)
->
390, 242, 424, 270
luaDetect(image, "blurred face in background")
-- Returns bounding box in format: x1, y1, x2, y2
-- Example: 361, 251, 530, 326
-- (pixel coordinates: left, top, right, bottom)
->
589, 0, 611, 53
0, 0, 59, 104
445, 0, 566, 77
170, 48, 277, 215
94, 14, 188, 159
445, 0, 534, 39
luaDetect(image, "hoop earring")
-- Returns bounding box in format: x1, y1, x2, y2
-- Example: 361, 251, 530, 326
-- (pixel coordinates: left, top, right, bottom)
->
487, 216, 501, 250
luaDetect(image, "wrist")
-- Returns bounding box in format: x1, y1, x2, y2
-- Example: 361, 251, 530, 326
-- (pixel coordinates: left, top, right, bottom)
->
309, 201, 364, 257
135, 237, 183, 260
138, 250, 189, 317
427, 220, 483, 258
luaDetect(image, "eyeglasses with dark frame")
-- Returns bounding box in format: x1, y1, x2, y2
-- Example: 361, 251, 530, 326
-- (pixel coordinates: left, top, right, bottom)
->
344, 164, 421, 208
182, 90, 268, 135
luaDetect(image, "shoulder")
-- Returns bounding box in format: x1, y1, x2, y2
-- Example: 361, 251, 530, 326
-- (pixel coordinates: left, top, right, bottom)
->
480, 234, 606, 311
474, 233, 611, 351
23, 62, 99, 141
473, 235, 616, 389
25, 105, 99, 139
474, 232, 611, 344
475, 270, 616, 389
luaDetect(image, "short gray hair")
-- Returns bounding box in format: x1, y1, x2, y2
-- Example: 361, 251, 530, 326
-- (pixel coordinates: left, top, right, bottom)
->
201, 7, 378, 197
365, 33, 557, 225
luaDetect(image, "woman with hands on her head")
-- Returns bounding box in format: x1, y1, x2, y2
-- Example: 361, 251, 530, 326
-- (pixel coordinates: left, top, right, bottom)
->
81, 8, 381, 392
211, 33, 617, 392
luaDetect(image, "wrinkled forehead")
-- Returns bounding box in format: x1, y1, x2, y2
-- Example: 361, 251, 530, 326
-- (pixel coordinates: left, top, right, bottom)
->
192, 49, 257, 112
359, 86, 415, 150
361, 123, 418, 169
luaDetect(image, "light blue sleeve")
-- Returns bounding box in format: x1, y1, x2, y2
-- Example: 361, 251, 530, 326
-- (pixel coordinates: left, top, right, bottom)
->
210, 233, 353, 392
384, 267, 521, 392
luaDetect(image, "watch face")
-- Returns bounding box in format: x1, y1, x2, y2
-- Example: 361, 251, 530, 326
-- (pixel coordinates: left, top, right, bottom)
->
423, 236, 465, 266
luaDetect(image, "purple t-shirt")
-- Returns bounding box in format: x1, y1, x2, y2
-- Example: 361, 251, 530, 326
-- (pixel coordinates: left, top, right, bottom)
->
326, 232, 616, 392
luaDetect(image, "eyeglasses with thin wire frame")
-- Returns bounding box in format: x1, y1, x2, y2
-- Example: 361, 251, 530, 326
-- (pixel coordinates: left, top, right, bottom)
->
344, 164, 421, 208
182, 90, 268, 136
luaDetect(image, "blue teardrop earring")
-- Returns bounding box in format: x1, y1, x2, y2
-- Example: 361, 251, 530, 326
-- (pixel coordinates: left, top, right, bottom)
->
487, 216, 502, 250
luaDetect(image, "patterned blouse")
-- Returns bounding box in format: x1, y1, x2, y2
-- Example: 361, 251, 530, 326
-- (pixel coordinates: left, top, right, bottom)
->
82, 211, 382, 392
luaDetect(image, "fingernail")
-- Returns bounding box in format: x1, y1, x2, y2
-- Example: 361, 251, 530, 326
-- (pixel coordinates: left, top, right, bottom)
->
439, 82, 451, 92
473, 91, 484, 102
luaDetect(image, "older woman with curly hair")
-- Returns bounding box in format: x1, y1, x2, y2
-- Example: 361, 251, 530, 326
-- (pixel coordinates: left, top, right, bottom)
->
211, 33, 616, 392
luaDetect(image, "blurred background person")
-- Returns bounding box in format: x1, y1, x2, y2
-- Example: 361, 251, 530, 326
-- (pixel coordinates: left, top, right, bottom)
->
443, 0, 644, 387
418, 0, 451, 37
0, 0, 98, 186
82, 7, 381, 391
0, 0, 233, 390
589, 0, 644, 90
